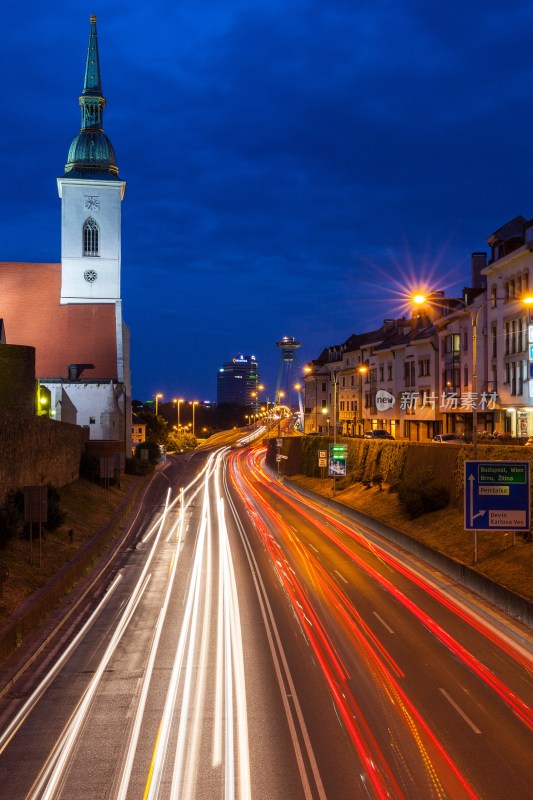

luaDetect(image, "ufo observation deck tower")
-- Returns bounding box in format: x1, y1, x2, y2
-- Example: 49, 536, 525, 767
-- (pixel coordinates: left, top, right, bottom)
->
275, 336, 302, 401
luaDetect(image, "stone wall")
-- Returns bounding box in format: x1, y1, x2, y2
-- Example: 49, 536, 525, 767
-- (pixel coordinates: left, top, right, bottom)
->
0, 410, 88, 505
0, 344, 36, 414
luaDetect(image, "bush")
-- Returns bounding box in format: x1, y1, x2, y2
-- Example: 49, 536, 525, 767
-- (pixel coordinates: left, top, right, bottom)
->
125, 457, 153, 476
80, 452, 100, 482
135, 441, 162, 464
398, 467, 449, 519
11, 485, 65, 539
44, 485, 66, 531
372, 473, 384, 491
0, 492, 24, 549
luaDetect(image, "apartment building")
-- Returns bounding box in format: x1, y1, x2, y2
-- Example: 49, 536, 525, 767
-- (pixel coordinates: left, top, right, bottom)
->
303, 217, 533, 441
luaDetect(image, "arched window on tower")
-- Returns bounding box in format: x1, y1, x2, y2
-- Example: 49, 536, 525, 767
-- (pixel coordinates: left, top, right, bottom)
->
83, 218, 99, 256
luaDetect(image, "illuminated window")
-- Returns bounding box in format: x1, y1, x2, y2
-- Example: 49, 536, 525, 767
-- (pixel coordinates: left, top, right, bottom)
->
83, 217, 99, 256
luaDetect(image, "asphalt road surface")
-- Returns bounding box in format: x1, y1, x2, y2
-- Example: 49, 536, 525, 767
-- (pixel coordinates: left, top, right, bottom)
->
0, 443, 531, 799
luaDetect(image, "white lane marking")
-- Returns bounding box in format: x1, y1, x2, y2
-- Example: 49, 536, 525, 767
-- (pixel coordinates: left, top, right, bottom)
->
439, 688, 481, 734
372, 611, 394, 634
308, 543, 319, 554
334, 569, 348, 585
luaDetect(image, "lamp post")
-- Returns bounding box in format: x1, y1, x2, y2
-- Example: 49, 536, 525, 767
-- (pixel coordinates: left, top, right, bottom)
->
190, 400, 199, 437
413, 293, 488, 455
304, 365, 320, 433
277, 391, 285, 438
155, 393, 163, 416
173, 397, 184, 432
357, 364, 368, 435
332, 370, 341, 494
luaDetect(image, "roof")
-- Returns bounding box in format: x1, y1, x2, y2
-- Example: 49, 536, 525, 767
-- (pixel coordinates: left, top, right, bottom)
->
0, 262, 118, 380
486, 215, 527, 245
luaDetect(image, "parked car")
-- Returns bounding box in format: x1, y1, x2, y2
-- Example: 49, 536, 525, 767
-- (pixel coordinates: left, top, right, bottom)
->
433, 434, 464, 444
524, 437, 533, 446
363, 430, 394, 440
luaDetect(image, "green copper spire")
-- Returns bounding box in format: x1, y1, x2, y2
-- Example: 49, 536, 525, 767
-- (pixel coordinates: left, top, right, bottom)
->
83, 14, 102, 98
64, 14, 119, 179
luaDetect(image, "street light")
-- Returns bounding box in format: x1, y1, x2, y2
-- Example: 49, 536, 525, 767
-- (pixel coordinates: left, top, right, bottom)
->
357, 364, 368, 435
155, 393, 163, 416
173, 397, 184, 431
190, 400, 199, 437
277, 390, 285, 438
304, 365, 319, 433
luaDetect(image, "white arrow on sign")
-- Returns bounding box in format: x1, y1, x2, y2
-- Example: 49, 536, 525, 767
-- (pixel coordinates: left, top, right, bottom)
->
468, 473, 486, 526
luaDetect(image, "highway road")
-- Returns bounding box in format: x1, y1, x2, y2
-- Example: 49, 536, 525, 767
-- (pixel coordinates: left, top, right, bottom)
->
0, 443, 531, 799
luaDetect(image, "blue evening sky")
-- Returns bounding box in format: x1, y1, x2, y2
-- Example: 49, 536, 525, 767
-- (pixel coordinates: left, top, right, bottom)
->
3, 1, 533, 402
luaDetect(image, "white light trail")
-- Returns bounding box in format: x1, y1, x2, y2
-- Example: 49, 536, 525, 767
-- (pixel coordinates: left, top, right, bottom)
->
0, 573, 123, 756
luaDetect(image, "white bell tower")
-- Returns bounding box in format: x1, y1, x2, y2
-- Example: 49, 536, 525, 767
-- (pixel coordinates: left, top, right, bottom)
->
57, 15, 126, 305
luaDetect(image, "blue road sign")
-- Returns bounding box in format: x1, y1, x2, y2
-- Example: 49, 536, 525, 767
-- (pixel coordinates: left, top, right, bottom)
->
464, 461, 530, 531
329, 458, 346, 477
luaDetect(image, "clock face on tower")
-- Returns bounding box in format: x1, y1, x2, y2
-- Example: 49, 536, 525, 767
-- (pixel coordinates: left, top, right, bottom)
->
84, 195, 100, 211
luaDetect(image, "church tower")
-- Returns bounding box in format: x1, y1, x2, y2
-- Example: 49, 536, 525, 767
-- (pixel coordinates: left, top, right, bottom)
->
57, 15, 126, 304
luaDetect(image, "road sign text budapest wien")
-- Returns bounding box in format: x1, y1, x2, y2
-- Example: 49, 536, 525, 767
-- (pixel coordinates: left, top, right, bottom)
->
329, 444, 347, 477
464, 461, 530, 531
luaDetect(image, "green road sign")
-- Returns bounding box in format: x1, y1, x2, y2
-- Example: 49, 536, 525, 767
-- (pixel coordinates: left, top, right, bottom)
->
477, 464, 527, 484
330, 444, 347, 461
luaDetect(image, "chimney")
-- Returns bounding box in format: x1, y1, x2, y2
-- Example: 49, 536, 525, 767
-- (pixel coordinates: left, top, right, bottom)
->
471, 252, 487, 289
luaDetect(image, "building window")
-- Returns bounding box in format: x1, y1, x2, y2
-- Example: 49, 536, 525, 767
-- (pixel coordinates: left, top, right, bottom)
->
445, 334, 460, 355
463, 364, 468, 388
491, 285, 497, 308
504, 322, 510, 355
463, 331, 468, 352
379, 364, 384, 382
83, 217, 99, 256
321, 382, 327, 392
89, 416, 95, 424
418, 359, 430, 377
387, 364, 392, 381
404, 360, 415, 387
443, 368, 460, 392
491, 325, 497, 358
